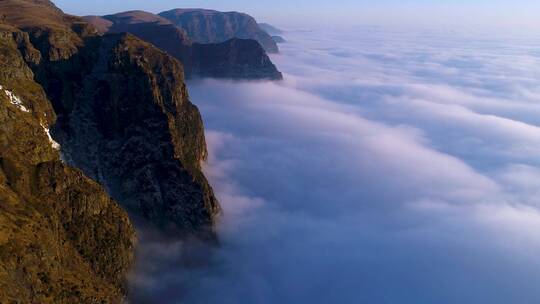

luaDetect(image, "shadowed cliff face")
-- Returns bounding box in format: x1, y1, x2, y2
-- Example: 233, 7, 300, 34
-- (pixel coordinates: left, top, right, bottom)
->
0, 23, 135, 303
46, 33, 220, 236
83, 11, 282, 80
0, 0, 220, 301
191, 38, 282, 79
159, 9, 279, 54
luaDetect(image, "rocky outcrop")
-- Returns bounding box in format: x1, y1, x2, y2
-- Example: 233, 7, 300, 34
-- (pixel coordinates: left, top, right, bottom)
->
47, 33, 221, 236
192, 38, 282, 79
159, 9, 279, 53
83, 11, 282, 80
0, 24, 135, 303
0, 0, 221, 301
2, 0, 219, 235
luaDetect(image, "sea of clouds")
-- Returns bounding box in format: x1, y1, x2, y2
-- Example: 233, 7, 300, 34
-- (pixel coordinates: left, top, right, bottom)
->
129, 27, 540, 303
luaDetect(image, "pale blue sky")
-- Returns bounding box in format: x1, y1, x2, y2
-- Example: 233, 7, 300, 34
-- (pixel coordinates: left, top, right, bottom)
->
54, 0, 540, 29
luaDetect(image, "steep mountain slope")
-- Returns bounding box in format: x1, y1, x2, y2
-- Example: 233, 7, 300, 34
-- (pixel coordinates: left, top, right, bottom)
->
84, 11, 282, 80
0, 20, 135, 304
48, 33, 221, 236
10, 3, 220, 237
0, 0, 221, 301
159, 8, 279, 53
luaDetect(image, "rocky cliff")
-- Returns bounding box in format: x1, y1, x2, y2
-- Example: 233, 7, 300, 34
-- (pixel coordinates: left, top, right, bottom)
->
48, 33, 221, 236
191, 38, 282, 79
0, 0, 220, 301
159, 9, 279, 53
83, 11, 282, 80
0, 21, 135, 304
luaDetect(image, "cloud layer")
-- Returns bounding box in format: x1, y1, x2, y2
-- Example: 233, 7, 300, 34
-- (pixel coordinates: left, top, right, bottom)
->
129, 27, 540, 303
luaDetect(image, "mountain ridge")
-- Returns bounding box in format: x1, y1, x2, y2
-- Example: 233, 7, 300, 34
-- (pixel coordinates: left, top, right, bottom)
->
83, 11, 282, 80
159, 8, 279, 53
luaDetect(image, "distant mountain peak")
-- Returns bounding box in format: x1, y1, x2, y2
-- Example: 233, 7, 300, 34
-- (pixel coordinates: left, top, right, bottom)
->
159, 8, 279, 53
84, 10, 282, 80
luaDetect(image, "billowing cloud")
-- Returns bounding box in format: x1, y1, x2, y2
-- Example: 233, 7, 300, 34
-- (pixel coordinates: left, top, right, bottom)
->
128, 28, 540, 303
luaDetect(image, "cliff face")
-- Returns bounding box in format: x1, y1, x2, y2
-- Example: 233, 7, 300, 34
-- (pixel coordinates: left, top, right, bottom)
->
48, 33, 221, 236
0, 0, 221, 301
5, 2, 220, 236
192, 38, 282, 79
0, 25, 135, 303
83, 11, 282, 80
159, 9, 279, 54
272, 36, 286, 44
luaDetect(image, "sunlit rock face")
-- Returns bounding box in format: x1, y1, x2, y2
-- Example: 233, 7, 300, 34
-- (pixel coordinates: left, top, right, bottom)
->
0, 4, 135, 301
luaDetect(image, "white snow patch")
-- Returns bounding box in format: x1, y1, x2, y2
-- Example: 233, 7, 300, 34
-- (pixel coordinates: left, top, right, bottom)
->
41, 123, 61, 150
0, 85, 30, 113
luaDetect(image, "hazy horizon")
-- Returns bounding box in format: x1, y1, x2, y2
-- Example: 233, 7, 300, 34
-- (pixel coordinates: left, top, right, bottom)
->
53, 0, 540, 31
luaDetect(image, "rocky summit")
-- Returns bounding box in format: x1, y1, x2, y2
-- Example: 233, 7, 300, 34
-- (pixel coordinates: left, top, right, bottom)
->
0, 0, 224, 302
